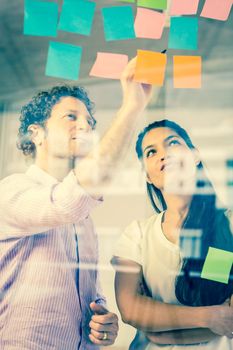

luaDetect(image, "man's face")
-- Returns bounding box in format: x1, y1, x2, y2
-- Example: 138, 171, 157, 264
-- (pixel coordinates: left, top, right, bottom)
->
40, 96, 95, 159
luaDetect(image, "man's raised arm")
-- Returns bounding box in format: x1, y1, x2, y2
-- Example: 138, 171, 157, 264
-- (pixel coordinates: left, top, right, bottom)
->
75, 57, 153, 191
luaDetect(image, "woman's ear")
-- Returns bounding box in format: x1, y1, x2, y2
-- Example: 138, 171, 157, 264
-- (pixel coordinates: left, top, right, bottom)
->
193, 148, 201, 166
146, 172, 152, 185
142, 162, 153, 184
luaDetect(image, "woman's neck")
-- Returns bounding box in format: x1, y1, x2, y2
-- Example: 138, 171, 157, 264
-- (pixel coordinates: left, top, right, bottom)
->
164, 194, 191, 216
161, 195, 192, 245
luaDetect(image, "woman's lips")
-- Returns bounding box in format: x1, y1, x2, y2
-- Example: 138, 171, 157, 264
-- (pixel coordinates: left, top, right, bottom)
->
160, 161, 179, 171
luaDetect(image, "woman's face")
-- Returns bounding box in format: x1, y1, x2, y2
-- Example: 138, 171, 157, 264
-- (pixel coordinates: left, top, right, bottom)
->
141, 127, 199, 195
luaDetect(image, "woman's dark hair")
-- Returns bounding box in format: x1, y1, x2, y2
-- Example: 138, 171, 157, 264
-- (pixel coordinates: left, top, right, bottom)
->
136, 119, 233, 306
17, 85, 96, 158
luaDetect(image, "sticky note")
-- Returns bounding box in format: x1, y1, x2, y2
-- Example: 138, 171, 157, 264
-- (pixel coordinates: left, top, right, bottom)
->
24, 0, 58, 36
102, 6, 136, 41
168, 17, 198, 50
134, 8, 166, 39
173, 56, 202, 89
170, 0, 199, 15
46, 42, 82, 80
90, 53, 128, 80
201, 0, 233, 21
137, 0, 167, 10
58, 0, 96, 36
134, 50, 167, 86
201, 247, 233, 284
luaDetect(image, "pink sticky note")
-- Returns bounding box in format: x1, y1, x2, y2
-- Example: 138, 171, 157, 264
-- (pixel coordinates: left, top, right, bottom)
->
201, 0, 233, 21
134, 8, 165, 39
89, 52, 128, 79
170, 0, 199, 15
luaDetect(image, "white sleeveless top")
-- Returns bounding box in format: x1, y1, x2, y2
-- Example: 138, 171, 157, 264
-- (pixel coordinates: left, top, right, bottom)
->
114, 212, 233, 350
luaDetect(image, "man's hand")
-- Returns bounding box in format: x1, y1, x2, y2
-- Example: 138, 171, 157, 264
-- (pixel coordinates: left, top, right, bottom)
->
120, 57, 153, 113
89, 302, 119, 346
74, 56, 154, 190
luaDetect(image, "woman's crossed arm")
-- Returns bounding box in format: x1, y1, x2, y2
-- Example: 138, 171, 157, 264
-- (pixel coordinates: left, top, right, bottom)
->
113, 257, 233, 345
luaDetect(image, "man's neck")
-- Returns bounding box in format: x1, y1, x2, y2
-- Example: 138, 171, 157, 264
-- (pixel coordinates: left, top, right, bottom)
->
34, 156, 75, 182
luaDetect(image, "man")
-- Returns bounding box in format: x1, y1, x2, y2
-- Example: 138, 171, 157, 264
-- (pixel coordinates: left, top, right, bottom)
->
0, 58, 152, 349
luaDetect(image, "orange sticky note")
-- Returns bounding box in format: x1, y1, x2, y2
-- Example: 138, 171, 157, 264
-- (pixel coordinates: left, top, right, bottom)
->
134, 8, 165, 39
201, 0, 233, 21
173, 56, 202, 89
89, 52, 128, 79
134, 50, 167, 86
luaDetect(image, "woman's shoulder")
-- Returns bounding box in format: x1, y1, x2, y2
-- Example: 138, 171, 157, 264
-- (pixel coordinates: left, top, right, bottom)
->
224, 208, 233, 219
113, 213, 161, 265
125, 212, 161, 237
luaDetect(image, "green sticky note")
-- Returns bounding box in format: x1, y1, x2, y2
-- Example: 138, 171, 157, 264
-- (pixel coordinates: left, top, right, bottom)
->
137, 0, 167, 10
58, 0, 96, 36
102, 6, 136, 41
46, 42, 82, 80
117, 0, 135, 2
168, 17, 198, 50
24, 0, 58, 37
201, 247, 233, 284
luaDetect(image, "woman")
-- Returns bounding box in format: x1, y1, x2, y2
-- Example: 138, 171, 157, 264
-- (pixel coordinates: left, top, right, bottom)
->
112, 120, 233, 349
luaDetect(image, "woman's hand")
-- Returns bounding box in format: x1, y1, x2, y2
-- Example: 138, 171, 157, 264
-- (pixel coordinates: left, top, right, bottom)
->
143, 297, 233, 345
207, 304, 233, 338
145, 328, 218, 345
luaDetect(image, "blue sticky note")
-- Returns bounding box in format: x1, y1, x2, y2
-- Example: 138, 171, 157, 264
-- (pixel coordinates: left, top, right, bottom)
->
168, 17, 198, 50
102, 6, 136, 41
24, 0, 58, 37
46, 42, 82, 80
58, 0, 96, 36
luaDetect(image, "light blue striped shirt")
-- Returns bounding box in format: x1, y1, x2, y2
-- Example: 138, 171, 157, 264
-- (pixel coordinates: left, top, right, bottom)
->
0, 165, 105, 350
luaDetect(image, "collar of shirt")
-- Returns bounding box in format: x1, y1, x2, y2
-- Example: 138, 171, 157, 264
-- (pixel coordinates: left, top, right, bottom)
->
26, 164, 60, 186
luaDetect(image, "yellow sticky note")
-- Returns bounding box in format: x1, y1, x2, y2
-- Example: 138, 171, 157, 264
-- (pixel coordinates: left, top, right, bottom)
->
134, 50, 167, 86
173, 56, 202, 89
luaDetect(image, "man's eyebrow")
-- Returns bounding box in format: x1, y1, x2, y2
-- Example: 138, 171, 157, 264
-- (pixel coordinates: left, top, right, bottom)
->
61, 109, 91, 118
63, 109, 78, 114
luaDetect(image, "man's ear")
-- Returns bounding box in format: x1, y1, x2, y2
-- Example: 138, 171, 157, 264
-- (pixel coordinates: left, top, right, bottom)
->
27, 124, 44, 146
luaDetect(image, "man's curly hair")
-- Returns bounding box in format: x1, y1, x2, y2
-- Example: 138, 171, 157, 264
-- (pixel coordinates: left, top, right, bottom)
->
17, 85, 96, 158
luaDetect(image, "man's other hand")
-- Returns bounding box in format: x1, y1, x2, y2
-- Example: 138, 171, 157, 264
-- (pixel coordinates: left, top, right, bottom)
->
89, 302, 119, 346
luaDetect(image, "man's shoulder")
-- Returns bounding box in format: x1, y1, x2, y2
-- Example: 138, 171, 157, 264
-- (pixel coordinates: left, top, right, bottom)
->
0, 172, 34, 188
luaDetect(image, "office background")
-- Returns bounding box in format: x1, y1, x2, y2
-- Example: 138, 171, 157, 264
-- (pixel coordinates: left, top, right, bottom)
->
0, 0, 233, 348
